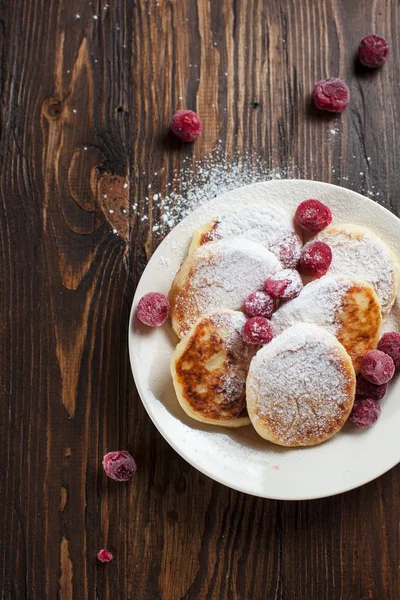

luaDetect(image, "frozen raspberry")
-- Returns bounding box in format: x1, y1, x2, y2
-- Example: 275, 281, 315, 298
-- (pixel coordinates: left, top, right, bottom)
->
377, 332, 400, 370
103, 451, 137, 482
97, 549, 114, 563
244, 291, 275, 319
356, 375, 387, 401
312, 78, 350, 113
298, 241, 332, 278
360, 350, 395, 385
358, 34, 389, 68
170, 109, 203, 142
242, 317, 273, 345
265, 269, 303, 300
136, 292, 170, 327
350, 398, 381, 428
295, 199, 332, 232
269, 234, 302, 269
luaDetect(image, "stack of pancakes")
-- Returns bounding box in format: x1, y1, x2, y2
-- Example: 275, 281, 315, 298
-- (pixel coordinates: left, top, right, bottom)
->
169, 204, 400, 447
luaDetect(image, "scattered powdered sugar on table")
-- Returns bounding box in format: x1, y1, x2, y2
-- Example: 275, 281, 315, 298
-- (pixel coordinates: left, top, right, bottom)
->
171, 238, 281, 337
247, 323, 353, 446
136, 143, 389, 243
139, 146, 298, 237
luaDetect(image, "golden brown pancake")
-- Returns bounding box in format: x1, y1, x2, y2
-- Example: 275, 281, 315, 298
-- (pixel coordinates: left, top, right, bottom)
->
316, 224, 399, 315
169, 237, 281, 339
246, 323, 356, 447
171, 310, 256, 427
271, 275, 382, 373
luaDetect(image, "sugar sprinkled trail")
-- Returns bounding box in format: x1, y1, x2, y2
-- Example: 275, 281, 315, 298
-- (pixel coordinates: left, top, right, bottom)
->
139, 145, 299, 237
135, 143, 387, 239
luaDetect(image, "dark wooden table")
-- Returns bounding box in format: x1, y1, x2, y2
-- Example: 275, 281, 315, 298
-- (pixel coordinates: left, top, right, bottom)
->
1, 1, 400, 598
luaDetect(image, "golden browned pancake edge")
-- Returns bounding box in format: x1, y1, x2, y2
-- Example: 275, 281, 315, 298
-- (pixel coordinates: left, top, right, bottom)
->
171, 310, 256, 427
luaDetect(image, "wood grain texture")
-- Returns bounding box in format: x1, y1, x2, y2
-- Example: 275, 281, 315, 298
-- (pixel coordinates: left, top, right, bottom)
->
0, 0, 400, 598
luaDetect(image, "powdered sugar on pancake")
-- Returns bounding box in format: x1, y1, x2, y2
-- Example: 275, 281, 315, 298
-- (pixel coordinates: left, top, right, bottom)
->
271, 276, 352, 336
246, 324, 355, 446
204, 204, 302, 264
171, 238, 281, 338
316, 224, 399, 314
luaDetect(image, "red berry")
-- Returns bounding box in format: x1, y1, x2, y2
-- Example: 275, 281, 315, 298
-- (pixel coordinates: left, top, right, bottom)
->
136, 292, 170, 327
170, 109, 203, 142
356, 375, 387, 401
103, 451, 137, 482
242, 317, 273, 345
269, 233, 302, 269
312, 78, 350, 113
295, 199, 332, 232
377, 332, 400, 370
350, 398, 381, 428
360, 350, 395, 385
244, 291, 275, 319
97, 549, 114, 563
265, 269, 303, 300
358, 34, 389, 68
298, 241, 332, 278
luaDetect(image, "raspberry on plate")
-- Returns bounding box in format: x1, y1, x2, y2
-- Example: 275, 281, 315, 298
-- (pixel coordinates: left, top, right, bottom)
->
242, 317, 273, 345
356, 375, 387, 401
358, 34, 390, 68
269, 233, 302, 269
244, 291, 275, 319
312, 78, 350, 113
295, 199, 332, 232
377, 332, 400, 370
298, 241, 332, 278
136, 292, 170, 327
170, 109, 203, 142
350, 398, 381, 428
103, 451, 137, 482
265, 269, 303, 300
360, 350, 395, 385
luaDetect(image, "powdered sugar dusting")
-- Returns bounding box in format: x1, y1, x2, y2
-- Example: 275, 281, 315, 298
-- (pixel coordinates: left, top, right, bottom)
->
172, 238, 281, 337
271, 276, 353, 337
142, 146, 298, 237
317, 225, 398, 314
206, 204, 301, 252
247, 323, 354, 446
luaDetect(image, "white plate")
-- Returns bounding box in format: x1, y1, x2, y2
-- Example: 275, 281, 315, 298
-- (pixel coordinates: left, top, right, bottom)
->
129, 180, 400, 500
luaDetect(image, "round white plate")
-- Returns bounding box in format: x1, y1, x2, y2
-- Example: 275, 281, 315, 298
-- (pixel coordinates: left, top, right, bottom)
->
129, 180, 400, 500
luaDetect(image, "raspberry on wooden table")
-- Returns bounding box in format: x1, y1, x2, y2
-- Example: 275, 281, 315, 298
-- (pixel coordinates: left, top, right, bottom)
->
103, 451, 137, 482
356, 375, 387, 402
378, 332, 400, 370
97, 549, 114, 563
136, 292, 170, 327
312, 78, 350, 113
265, 269, 303, 300
299, 241, 332, 278
350, 398, 381, 428
244, 291, 275, 319
295, 199, 332, 232
170, 109, 203, 142
242, 317, 273, 345
358, 34, 390, 68
360, 350, 395, 385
